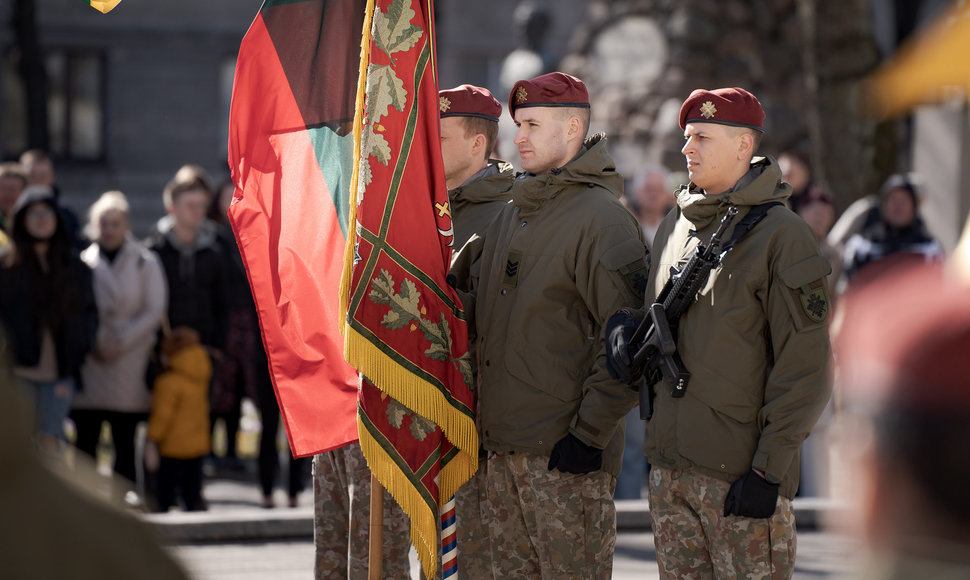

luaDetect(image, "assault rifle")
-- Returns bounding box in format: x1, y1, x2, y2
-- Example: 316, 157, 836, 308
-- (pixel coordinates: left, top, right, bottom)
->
630, 206, 738, 419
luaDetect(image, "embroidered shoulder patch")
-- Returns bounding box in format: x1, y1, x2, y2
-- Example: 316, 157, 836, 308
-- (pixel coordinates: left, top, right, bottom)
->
799, 281, 828, 323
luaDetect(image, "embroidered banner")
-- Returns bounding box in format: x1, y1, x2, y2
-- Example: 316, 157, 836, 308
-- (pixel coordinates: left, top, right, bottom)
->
342, 0, 477, 575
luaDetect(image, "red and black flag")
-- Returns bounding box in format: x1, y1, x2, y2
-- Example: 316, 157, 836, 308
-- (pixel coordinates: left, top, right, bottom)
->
227, 0, 366, 456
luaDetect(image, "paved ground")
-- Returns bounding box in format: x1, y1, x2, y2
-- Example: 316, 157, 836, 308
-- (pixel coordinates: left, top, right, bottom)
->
150, 468, 860, 579
169, 531, 858, 579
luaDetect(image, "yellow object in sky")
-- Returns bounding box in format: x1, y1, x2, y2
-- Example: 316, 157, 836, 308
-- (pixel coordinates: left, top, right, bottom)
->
865, 2, 970, 118
86, 0, 122, 13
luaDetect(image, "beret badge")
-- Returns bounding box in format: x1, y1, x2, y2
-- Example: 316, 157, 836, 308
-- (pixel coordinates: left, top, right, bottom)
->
700, 101, 717, 119
515, 86, 529, 104
439, 96, 451, 113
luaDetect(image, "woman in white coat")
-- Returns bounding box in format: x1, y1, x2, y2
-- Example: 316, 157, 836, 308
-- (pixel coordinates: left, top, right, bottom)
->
72, 191, 167, 488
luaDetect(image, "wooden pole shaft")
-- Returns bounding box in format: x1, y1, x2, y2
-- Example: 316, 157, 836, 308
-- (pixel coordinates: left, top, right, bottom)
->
368, 472, 384, 580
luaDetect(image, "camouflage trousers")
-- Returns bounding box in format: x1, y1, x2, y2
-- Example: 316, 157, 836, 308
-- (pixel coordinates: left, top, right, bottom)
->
312, 443, 411, 579
648, 466, 796, 580
483, 451, 617, 580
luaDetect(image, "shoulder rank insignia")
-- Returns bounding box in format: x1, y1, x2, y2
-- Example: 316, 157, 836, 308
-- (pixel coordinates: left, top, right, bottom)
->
799, 283, 828, 323
700, 100, 717, 119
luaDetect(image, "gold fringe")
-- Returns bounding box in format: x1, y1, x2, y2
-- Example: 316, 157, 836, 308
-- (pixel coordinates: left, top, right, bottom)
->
347, 3, 478, 575
359, 414, 439, 578
346, 328, 479, 469
339, 0, 376, 334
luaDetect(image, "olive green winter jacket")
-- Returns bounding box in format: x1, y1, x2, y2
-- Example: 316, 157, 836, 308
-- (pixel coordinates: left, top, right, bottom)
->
644, 156, 832, 498
457, 134, 647, 476
449, 160, 514, 252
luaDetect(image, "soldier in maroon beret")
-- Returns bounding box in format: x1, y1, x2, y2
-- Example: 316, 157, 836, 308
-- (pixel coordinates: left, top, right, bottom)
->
608, 86, 832, 579
435, 84, 513, 577
451, 71, 647, 578
438, 84, 514, 252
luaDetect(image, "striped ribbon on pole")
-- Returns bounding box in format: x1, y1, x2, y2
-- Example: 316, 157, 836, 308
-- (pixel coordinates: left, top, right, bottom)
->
441, 495, 458, 578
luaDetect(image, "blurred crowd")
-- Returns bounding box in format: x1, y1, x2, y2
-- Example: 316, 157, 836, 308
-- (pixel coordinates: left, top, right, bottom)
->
0, 151, 307, 513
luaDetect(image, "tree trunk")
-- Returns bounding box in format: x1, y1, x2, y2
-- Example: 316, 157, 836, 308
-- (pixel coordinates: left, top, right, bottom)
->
559, 0, 885, 209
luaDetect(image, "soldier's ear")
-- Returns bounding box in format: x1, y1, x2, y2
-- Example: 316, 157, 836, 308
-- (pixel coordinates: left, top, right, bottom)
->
472, 133, 487, 157
736, 131, 755, 161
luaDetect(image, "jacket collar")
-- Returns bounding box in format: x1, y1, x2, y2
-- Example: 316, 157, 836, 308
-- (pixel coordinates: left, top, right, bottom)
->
677, 156, 791, 230
512, 133, 623, 217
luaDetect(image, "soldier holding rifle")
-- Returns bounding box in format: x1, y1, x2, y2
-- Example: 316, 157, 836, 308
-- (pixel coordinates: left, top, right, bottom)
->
607, 87, 831, 579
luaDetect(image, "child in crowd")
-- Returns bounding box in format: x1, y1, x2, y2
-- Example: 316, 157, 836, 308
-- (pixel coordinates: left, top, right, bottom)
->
145, 327, 211, 512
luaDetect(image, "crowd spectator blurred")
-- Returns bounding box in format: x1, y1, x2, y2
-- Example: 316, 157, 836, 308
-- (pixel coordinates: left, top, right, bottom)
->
838, 173, 943, 292
209, 178, 309, 507
0, 185, 97, 454
19, 150, 85, 252
0, 162, 27, 260
0, 162, 27, 232
795, 185, 842, 295
206, 178, 253, 473
626, 164, 674, 250
145, 326, 212, 512
778, 150, 813, 213
71, 191, 166, 500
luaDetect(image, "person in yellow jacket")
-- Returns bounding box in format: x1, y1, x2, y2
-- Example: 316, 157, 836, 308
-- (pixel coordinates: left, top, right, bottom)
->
610, 87, 832, 579
145, 327, 212, 512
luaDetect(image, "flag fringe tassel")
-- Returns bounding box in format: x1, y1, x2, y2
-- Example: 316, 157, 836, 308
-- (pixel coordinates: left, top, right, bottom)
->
358, 411, 473, 579
345, 328, 478, 480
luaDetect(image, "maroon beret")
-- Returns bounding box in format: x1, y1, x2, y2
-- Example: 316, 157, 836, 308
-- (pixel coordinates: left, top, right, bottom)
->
836, 264, 970, 414
679, 87, 765, 132
439, 84, 501, 122
508, 72, 590, 116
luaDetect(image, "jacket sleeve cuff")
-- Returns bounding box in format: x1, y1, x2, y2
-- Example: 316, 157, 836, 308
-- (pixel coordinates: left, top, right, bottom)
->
569, 416, 609, 449
752, 449, 787, 484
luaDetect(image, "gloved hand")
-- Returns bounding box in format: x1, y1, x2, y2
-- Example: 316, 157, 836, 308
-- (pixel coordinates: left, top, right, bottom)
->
723, 469, 780, 519
605, 312, 641, 385
547, 432, 603, 474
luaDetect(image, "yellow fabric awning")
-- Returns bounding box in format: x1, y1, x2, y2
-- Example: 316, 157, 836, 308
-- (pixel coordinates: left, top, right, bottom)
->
865, 2, 970, 119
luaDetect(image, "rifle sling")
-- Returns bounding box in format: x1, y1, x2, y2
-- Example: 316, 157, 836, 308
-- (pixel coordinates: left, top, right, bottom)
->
719, 202, 783, 256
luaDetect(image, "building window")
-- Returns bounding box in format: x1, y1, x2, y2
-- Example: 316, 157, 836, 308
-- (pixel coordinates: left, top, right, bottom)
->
2, 48, 106, 161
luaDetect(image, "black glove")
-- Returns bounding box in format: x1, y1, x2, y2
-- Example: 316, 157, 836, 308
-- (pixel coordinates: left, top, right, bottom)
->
547, 432, 603, 474
723, 469, 780, 519
605, 312, 641, 385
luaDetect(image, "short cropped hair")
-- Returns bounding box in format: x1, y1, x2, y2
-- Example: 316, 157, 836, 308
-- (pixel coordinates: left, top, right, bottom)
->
558, 106, 590, 140
163, 176, 211, 209
460, 116, 499, 161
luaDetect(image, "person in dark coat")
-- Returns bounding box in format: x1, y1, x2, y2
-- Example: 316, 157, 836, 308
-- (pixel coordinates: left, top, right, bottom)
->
0, 185, 98, 453
145, 175, 229, 357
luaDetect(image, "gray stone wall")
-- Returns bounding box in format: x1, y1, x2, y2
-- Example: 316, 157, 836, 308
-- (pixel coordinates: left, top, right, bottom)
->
1, 0, 260, 235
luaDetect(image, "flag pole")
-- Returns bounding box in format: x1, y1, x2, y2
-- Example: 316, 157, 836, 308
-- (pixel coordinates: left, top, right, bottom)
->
368, 473, 385, 580
441, 495, 458, 578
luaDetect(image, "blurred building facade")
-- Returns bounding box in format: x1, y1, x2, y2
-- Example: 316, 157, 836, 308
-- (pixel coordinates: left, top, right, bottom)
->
1, 0, 966, 248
